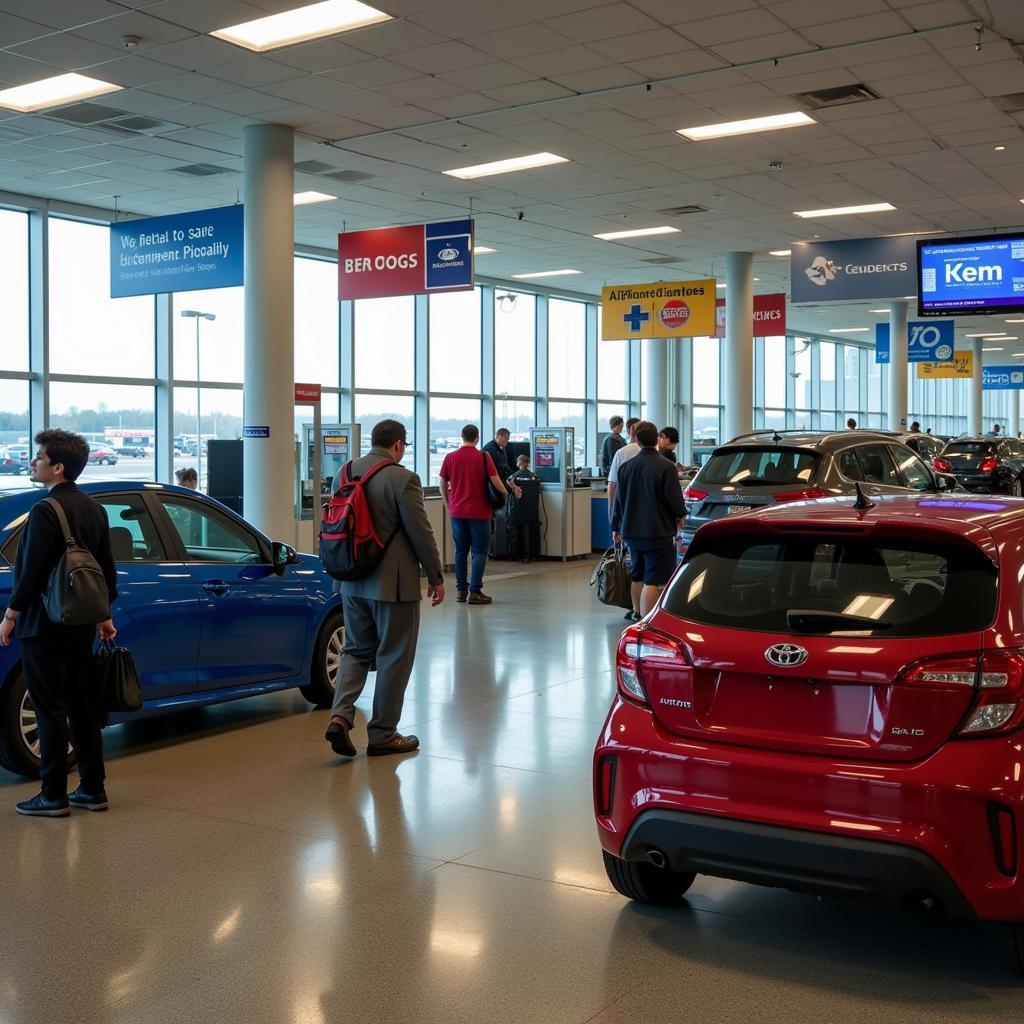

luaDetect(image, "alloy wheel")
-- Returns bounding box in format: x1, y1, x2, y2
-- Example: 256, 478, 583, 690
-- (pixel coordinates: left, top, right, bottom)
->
324, 624, 344, 691
18, 690, 40, 759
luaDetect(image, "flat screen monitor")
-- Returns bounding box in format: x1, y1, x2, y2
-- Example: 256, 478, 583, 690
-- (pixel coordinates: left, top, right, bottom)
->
917, 233, 1024, 317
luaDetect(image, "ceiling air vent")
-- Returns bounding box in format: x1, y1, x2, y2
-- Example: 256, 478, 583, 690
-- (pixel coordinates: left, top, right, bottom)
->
792, 83, 880, 109
323, 169, 374, 183
172, 163, 235, 177
105, 114, 183, 136
294, 159, 337, 174
656, 204, 706, 216
992, 92, 1024, 113
43, 102, 126, 125
40, 104, 183, 136
639, 257, 685, 265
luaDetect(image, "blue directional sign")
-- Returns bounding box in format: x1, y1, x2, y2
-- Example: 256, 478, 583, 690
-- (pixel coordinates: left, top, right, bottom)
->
983, 366, 1024, 390
110, 204, 244, 298
424, 219, 473, 291
242, 425, 270, 438
875, 320, 954, 363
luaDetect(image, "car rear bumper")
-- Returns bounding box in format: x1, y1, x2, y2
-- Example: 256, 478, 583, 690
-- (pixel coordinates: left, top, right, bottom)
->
595, 697, 1024, 921
955, 473, 1001, 492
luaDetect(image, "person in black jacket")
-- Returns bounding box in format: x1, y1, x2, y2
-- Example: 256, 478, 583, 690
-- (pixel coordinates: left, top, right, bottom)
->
482, 428, 521, 500
611, 421, 686, 619
0, 430, 117, 817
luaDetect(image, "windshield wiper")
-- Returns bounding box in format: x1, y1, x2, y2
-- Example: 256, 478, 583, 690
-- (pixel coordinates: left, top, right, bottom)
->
786, 609, 894, 633
733, 477, 781, 485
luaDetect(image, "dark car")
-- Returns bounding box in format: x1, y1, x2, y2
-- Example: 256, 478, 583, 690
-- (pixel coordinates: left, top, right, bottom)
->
681, 430, 956, 552
936, 437, 1024, 495
897, 431, 947, 467
0, 448, 21, 476
114, 444, 151, 459
0, 483, 343, 778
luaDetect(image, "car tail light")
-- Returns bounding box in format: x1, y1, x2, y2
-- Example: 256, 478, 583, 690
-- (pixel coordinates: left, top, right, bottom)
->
683, 486, 708, 504
900, 651, 1024, 736
615, 626, 690, 706
595, 755, 617, 816
933, 457, 952, 472
979, 456, 1000, 473
773, 487, 829, 503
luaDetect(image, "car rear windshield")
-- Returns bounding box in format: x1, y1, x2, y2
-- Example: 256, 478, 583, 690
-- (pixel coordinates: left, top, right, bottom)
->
697, 448, 820, 486
944, 442, 994, 455
662, 533, 996, 636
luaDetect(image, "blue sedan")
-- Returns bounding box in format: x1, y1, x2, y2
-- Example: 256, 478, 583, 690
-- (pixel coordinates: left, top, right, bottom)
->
0, 482, 343, 778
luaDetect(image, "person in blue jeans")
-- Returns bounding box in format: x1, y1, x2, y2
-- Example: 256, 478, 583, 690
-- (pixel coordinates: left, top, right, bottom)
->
438, 424, 508, 605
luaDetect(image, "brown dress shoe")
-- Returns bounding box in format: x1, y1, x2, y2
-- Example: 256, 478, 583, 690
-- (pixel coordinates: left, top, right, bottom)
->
456, 590, 468, 603
366, 732, 419, 756
467, 590, 492, 605
325, 717, 356, 757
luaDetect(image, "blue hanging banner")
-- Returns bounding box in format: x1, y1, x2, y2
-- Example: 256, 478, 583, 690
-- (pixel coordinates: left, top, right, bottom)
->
790, 235, 917, 303
110, 204, 244, 298
875, 320, 954, 363
874, 324, 890, 364
983, 366, 1024, 390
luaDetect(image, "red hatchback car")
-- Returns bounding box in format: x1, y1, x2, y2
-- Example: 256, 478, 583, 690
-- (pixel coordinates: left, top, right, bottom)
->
595, 493, 1024, 972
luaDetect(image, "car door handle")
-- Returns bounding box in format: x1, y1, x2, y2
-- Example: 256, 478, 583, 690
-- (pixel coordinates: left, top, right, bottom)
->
201, 581, 229, 596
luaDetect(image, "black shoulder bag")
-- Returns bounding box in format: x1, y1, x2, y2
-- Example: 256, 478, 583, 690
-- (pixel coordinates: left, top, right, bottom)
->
483, 450, 506, 511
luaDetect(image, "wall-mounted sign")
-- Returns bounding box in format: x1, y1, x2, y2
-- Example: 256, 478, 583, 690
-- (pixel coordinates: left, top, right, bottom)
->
295, 383, 322, 403
243, 425, 270, 438
323, 433, 350, 455
337, 219, 473, 300
533, 434, 560, 468
916, 351, 973, 378
875, 320, 954, 363
110, 205, 243, 298
790, 235, 916, 303
714, 293, 787, 337
983, 365, 1024, 390
601, 280, 715, 339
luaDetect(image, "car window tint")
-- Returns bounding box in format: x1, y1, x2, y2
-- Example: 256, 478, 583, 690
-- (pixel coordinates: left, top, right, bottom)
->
944, 442, 994, 455
854, 445, 900, 486
889, 446, 933, 491
838, 450, 864, 481
160, 497, 264, 563
663, 535, 996, 637
698, 449, 819, 486
97, 495, 167, 561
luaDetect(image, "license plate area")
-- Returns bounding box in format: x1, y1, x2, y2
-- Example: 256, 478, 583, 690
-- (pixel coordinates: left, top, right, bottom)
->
727, 504, 755, 515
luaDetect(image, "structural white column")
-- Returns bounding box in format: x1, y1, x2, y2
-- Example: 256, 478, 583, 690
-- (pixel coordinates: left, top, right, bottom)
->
243, 124, 295, 541
722, 251, 753, 441
1010, 389, 1020, 438
887, 301, 909, 430
969, 339, 983, 435
644, 339, 668, 429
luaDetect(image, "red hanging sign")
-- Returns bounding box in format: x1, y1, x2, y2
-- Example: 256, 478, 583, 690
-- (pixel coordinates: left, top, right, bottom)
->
294, 382, 322, 403
715, 293, 787, 337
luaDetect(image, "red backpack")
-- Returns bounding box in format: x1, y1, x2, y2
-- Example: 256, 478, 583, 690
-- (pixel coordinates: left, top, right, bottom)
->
320, 459, 401, 581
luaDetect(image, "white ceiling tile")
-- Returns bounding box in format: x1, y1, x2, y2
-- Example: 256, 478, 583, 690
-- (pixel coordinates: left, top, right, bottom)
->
898, 0, 975, 31
142, 73, 240, 102
145, 34, 255, 71
409, 1, 534, 36
896, 84, 982, 110
321, 57, 422, 88
396, 40, 492, 74
260, 39, 371, 73
681, 7, 791, 45
414, 92, 506, 118
353, 20, 450, 57
551, 65, 648, 92
546, 4, 665, 43
959, 59, 1024, 96
439, 62, 536, 91
380, 75, 466, 103
630, 0, 757, 19
770, 0, 891, 28
511, 45, 614, 77
206, 56, 308, 89
711, 31, 819, 64
589, 29, 696, 63
9, 32, 126, 70
481, 80, 577, 105
139, 0, 268, 35
468, 23, 576, 60
204, 88, 299, 115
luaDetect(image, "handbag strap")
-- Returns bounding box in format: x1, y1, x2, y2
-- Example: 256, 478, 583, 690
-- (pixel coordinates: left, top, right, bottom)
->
43, 496, 76, 548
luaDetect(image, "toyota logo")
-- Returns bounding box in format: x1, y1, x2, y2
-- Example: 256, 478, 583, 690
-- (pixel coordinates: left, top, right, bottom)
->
765, 643, 809, 667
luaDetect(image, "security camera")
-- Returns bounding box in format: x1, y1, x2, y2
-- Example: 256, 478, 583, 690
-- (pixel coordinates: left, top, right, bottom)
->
517, 210, 524, 220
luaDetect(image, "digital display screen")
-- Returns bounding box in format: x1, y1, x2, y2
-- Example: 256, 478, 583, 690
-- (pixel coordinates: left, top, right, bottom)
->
323, 434, 348, 455
918, 233, 1024, 316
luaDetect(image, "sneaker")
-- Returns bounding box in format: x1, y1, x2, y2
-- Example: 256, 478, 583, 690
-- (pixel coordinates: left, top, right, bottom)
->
623, 609, 637, 621
456, 590, 468, 603
16, 793, 70, 817
325, 717, 356, 757
467, 591, 493, 605
367, 732, 419, 756
68, 787, 109, 811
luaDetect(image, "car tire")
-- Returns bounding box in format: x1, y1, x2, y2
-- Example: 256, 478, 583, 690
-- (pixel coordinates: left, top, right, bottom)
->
300, 610, 344, 708
0, 669, 76, 780
602, 849, 696, 906
1007, 922, 1024, 975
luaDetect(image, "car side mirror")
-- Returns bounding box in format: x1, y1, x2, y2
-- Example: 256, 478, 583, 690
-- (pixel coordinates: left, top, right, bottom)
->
936, 473, 957, 492
271, 541, 298, 574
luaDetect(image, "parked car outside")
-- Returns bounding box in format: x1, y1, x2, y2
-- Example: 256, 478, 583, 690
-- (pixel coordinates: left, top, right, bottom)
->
680, 430, 956, 553
0, 448, 21, 476
936, 437, 1024, 494
114, 444, 152, 459
4, 446, 29, 474
0, 482, 343, 778
595, 492, 1024, 973
87, 445, 119, 466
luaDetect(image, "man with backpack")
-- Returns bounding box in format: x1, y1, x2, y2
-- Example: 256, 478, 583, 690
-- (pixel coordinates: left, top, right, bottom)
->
323, 420, 444, 759
1, 430, 117, 816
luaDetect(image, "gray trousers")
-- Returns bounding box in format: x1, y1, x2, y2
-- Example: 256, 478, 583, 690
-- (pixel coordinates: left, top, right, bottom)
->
330, 594, 420, 744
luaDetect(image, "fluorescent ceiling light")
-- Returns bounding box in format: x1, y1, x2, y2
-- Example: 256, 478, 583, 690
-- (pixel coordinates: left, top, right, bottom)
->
677, 111, 815, 141
1013, 352, 1024, 357
594, 226, 680, 241
211, 1, 391, 52
829, 328, 869, 333
443, 152, 568, 180
0, 72, 122, 113
1006, 318, 1024, 323
510, 269, 581, 280
474, 246, 496, 254
967, 332, 1006, 337
869, 308, 889, 313
769, 249, 791, 256
995, 145, 1007, 152
988, 336, 1017, 341
716, 283, 726, 289
983, 347, 1004, 351
293, 191, 335, 205
794, 203, 896, 218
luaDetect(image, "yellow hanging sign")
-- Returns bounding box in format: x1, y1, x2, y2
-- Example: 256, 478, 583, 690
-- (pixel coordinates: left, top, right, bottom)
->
601, 280, 716, 339
916, 350, 973, 379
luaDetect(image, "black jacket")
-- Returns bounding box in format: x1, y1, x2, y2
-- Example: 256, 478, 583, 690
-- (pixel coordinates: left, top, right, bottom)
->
610, 447, 686, 540
10, 483, 118, 639
601, 433, 626, 476
482, 440, 513, 484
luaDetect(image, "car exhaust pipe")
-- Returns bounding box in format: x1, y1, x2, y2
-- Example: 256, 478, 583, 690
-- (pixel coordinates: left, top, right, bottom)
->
646, 848, 667, 869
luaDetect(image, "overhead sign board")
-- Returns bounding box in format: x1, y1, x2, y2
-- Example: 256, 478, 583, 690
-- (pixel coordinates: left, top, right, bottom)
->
601, 280, 715, 339
790, 235, 916, 303
110, 205, 243, 298
916, 350, 974, 378
875, 320, 954, 363
919, 234, 1024, 316
294, 383, 322, 403
714, 293, 787, 337
983, 365, 1024, 390
337, 219, 473, 300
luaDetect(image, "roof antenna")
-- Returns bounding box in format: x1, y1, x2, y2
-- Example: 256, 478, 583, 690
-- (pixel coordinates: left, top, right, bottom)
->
771, 429, 782, 443
852, 482, 875, 511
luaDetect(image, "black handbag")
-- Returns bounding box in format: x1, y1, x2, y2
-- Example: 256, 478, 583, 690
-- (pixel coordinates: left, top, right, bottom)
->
483, 450, 506, 511
590, 543, 634, 609
93, 639, 143, 718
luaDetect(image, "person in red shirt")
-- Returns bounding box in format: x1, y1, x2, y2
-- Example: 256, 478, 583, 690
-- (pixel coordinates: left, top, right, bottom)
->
439, 424, 508, 605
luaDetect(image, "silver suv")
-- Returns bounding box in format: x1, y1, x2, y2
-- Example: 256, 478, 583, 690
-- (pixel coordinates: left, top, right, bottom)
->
681, 429, 957, 552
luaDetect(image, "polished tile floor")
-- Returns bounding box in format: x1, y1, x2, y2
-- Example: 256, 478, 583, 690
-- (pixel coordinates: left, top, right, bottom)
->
1, 560, 1021, 1023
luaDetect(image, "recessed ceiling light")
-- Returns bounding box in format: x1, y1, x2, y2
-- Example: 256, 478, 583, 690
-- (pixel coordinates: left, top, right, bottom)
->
769, 249, 791, 256
984, 347, 1004, 351
869, 308, 888, 313
211, 0, 391, 52
443, 152, 568, 180
829, 328, 869, 333
1006, 318, 1024, 323
677, 111, 815, 141
510, 269, 581, 280
594, 226, 680, 241
293, 191, 336, 205
1012, 352, 1024, 357
474, 246, 496, 254
794, 203, 896, 218
0, 72, 122, 113
716, 283, 726, 289
995, 145, 1007, 151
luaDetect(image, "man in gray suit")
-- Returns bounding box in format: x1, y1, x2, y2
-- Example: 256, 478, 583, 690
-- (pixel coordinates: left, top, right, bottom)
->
325, 419, 445, 758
